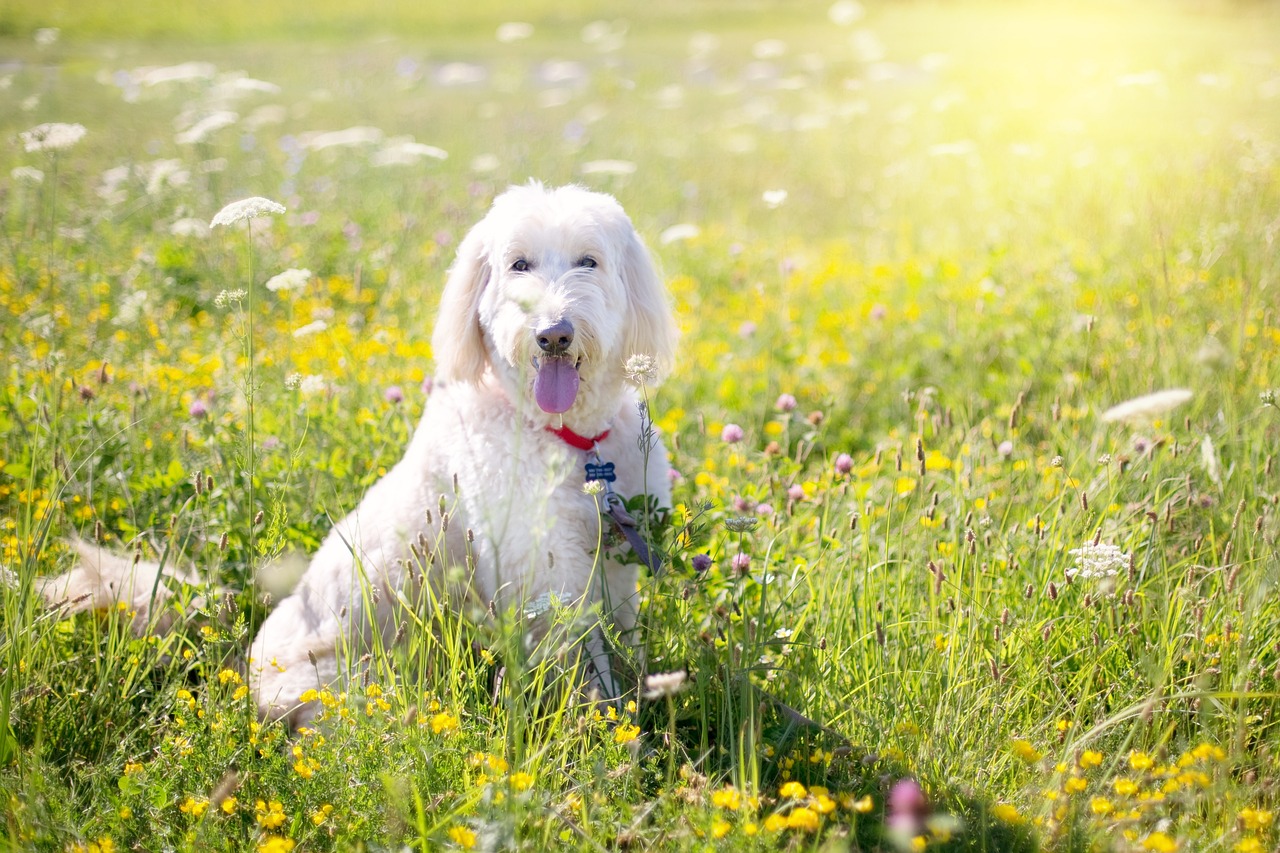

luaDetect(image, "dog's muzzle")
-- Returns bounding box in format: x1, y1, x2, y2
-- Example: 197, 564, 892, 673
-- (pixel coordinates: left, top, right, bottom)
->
535, 319, 575, 357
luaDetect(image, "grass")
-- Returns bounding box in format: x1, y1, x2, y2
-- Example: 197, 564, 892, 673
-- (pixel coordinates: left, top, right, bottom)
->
2, 0, 1279, 850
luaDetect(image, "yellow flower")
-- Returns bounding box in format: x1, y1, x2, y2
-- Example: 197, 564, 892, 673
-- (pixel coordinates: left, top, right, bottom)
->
1113, 778, 1139, 796
786, 806, 821, 832
994, 803, 1025, 824
217, 668, 242, 685
779, 780, 807, 799
1189, 742, 1226, 762
1235, 837, 1264, 853
430, 711, 459, 734
763, 814, 788, 832
256, 836, 294, 853
933, 634, 949, 652
255, 799, 286, 830
1142, 831, 1178, 852
117, 806, 132, 820
448, 825, 477, 849
614, 723, 641, 744
220, 797, 237, 815
179, 797, 209, 818
1064, 776, 1088, 794
850, 795, 874, 813
711, 786, 742, 811
311, 804, 334, 825
1128, 750, 1154, 771
1012, 739, 1042, 763
1079, 750, 1103, 768
1055, 719, 1073, 732
1090, 797, 1112, 815
1239, 808, 1274, 831
510, 772, 534, 791
711, 819, 731, 838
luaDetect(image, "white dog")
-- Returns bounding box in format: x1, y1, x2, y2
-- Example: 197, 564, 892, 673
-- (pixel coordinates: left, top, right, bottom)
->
44, 183, 677, 724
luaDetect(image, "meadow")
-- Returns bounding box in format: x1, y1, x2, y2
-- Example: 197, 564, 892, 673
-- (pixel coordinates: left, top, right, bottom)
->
2, 0, 1279, 850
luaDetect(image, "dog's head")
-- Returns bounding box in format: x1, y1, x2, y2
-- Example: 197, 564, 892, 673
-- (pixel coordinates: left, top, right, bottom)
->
432, 183, 677, 416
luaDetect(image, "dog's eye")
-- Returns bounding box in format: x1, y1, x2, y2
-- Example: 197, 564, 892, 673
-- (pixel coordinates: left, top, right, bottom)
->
576, 256, 597, 269
510, 258, 530, 273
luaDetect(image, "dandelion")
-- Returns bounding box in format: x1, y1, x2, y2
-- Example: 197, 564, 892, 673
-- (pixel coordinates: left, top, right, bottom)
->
21, 122, 86, 152
265, 268, 311, 293
1068, 542, 1130, 579
210, 196, 285, 228
643, 670, 687, 699
1100, 389, 1193, 424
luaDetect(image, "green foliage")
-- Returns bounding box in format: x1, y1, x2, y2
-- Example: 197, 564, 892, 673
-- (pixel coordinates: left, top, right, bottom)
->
2, 1, 1279, 851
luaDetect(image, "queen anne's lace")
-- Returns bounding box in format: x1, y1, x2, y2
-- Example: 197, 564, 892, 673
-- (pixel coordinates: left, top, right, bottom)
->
210, 196, 285, 228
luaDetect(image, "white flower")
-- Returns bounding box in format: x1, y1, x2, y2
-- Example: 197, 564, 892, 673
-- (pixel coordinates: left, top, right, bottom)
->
762, 189, 788, 208
774, 627, 793, 640
1067, 542, 1130, 580
298, 375, 327, 397
370, 138, 448, 167
1100, 389, 1193, 424
174, 110, 237, 145
301, 126, 383, 151
581, 159, 637, 176
266, 268, 312, 293
214, 289, 246, 308
20, 122, 86, 152
496, 21, 534, 43
34, 27, 60, 46
284, 372, 302, 389
10, 166, 44, 184
623, 353, 658, 385
293, 320, 328, 338
659, 223, 699, 245
210, 196, 285, 228
642, 670, 686, 700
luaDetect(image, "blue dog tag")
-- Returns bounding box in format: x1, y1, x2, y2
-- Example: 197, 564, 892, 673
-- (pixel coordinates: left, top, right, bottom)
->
585, 461, 617, 483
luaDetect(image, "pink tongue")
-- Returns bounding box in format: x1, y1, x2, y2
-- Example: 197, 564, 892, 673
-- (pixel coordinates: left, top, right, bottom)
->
534, 358, 579, 413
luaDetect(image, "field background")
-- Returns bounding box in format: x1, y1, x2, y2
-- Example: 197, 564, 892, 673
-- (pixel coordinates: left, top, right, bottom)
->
2, 0, 1279, 851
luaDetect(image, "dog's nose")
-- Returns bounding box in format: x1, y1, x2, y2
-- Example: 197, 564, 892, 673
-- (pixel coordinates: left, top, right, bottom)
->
536, 319, 575, 357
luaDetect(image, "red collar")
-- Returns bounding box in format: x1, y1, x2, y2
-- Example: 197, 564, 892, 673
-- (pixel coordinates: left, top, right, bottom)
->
545, 424, 610, 451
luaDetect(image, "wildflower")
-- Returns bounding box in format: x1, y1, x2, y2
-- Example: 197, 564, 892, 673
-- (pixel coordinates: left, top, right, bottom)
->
643, 670, 687, 699
11, 166, 43, 183
179, 797, 209, 818
189, 399, 208, 419
691, 553, 712, 573
21, 122, 86, 152
743, 822, 759, 835
384, 385, 404, 404
1235, 838, 1264, 853
220, 797, 237, 815
1141, 831, 1178, 852
624, 353, 659, 385
887, 778, 929, 836
711, 786, 742, 811
1261, 389, 1276, 407
762, 189, 788, 208
1128, 750, 1153, 770
256, 837, 294, 853
217, 668, 242, 685
1012, 739, 1042, 763
213, 289, 246, 308
850, 794, 874, 813
1068, 542, 1130, 580
993, 803, 1024, 824
711, 819, 732, 838
265, 268, 311, 293
775, 393, 797, 412
763, 814, 788, 832
779, 781, 807, 799
255, 799, 286, 829
430, 711, 459, 734
721, 423, 744, 443
293, 320, 328, 338
311, 804, 334, 825
1239, 807, 1274, 831
1090, 797, 1112, 815
1114, 778, 1139, 796
787, 484, 805, 502
834, 453, 854, 475
118, 806, 132, 820
725, 516, 758, 532
614, 723, 641, 744
786, 806, 820, 831
1100, 389, 1193, 424
1064, 776, 1088, 794
210, 196, 285, 228
1079, 749, 1104, 768
731, 552, 751, 573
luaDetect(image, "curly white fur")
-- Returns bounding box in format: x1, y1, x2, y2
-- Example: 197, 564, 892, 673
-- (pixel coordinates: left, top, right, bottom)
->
44, 183, 677, 725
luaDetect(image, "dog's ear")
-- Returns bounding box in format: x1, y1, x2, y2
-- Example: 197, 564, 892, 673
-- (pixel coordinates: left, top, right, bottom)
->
618, 227, 678, 385
431, 217, 492, 383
